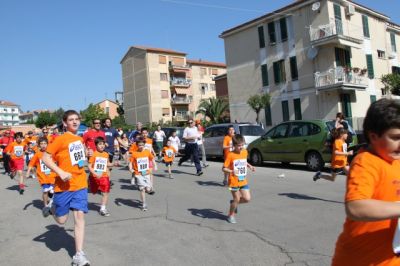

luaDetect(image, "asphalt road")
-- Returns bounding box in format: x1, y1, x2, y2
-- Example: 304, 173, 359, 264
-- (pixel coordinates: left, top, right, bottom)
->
0, 159, 346, 266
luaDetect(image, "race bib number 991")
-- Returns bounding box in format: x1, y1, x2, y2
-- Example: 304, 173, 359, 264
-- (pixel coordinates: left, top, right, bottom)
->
68, 141, 86, 167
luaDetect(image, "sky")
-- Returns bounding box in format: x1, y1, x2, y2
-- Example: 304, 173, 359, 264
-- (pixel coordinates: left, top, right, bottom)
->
1, 0, 399, 112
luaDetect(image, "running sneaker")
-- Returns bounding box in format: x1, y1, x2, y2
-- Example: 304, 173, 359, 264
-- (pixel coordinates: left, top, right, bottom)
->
42, 206, 51, 218
227, 215, 237, 224
313, 171, 321, 182
141, 203, 148, 211
19, 184, 25, 195
71, 251, 90, 266
196, 171, 203, 176
99, 208, 110, 217
169, 174, 173, 179
147, 190, 155, 195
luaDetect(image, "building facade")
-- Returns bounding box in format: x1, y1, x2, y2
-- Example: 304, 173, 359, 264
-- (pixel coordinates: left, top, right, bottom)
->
120, 46, 226, 125
0, 100, 20, 126
95, 99, 119, 119
220, 0, 400, 130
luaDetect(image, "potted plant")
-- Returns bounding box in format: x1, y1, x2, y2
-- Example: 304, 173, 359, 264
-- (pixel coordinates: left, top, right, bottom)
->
344, 66, 352, 74
352, 67, 360, 73
360, 68, 367, 76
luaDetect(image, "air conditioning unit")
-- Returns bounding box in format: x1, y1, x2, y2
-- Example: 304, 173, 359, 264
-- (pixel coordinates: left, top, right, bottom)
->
388, 52, 397, 59
346, 4, 355, 16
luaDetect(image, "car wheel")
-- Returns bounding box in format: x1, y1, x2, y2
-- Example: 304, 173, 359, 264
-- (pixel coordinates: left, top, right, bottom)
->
250, 150, 263, 166
305, 151, 324, 171
281, 162, 290, 167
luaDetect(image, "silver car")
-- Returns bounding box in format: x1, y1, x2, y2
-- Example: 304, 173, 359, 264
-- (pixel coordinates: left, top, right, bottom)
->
203, 123, 265, 158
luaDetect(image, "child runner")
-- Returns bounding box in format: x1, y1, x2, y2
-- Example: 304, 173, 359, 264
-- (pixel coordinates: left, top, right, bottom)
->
222, 126, 235, 186
5, 132, 26, 194
25, 137, 56, 217
332, 99, 400, 265
168, 130, 180, 155
162, 139, 176, 179
129, 137, 156, 211
222, 134, 255, 224
25, 141, 36, 168
313, 128, 353, 182
41, 110, 90, 266
88, 137, 112, 217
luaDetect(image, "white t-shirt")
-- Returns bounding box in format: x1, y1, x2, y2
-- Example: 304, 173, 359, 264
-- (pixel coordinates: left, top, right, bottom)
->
154, 130, 166, 142
169, 136, 180, 152
183, 126, 199, 144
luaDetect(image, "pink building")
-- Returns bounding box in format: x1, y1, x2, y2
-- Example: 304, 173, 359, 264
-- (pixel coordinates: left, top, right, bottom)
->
95, 99, 119, 119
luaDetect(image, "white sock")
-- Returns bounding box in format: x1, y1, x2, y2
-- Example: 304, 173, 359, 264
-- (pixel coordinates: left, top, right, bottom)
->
100, 205, 106, 211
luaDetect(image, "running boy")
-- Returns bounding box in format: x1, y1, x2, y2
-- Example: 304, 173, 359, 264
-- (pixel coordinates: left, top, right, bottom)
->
41, 110, 90, 266
222, 134, 255, 224
162, 139, 176, 179
129, 137, 156, 211
332, 99, 400, 265
222, 126, 235, 186
5, 132, 26, 194
313, 127, 353, 182
25, 137, 56, 217
88, 137, 112, 217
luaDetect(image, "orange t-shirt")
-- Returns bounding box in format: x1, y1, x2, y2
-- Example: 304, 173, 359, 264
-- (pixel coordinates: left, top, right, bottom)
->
163, 146, 176, 163
129, 138, 153, 153
28, 151, 56, 185
130, 149, 154, 176
24, 136, 38, 148
46, 132, 87, 192
5, 141, 25, 160
331, 138, 348, 168
223, 149, 248, 188
332, 151, 400, 266
223, 135, 233, 158
89, 151, 110, 178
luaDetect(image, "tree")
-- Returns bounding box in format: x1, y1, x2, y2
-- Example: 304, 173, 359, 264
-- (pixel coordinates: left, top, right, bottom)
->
247, 93, 271, 123
381, 73, 400, 96
52, 107, 65, 123
80, 104, 108, 126
35, 111, 57, 128
195, 97, 229, 124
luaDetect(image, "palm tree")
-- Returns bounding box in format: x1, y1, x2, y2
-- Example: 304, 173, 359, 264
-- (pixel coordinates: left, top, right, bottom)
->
247, 93, 271, 123
196, 97, 229, 124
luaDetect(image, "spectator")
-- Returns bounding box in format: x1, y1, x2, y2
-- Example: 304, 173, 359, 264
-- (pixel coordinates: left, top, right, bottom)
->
178, 119, 203, 176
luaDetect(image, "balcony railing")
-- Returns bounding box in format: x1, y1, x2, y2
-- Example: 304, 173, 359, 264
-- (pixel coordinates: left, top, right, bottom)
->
314, 67, 368, 88
309, 19, 363, 45
170, 78, 192, 87
171, 97, 192, 104
174, 112, 190, 121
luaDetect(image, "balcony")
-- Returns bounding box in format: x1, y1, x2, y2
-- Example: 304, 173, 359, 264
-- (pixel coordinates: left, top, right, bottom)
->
171, 96, 192, 105
170, 78, 192, 87
174, 112, 190, 121
309, 20, 363, 49
314, 67, 368, 91
169, 63, 191, 73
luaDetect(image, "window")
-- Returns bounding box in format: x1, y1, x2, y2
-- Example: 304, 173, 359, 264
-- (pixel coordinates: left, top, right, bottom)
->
293, 98, 302, 120
211, 68, 218, 75
239, 125, 265, 136
340, 94, 352, 122
309, 123, 321, 135
210, 84, 216, 91
362, 15, 370, 38
160, 73, 168, 81
377, 50, 385, 59
280, 18, 288, 42
334, 4, 343, 35
200, 68, 207, 78
268, 22, 276, 44
282, 100, 289, 122
161, 90, 169, 99
366, 54, 374, 79
105, 107, 109, 114
211, 126, 228, 137
391, 33, 397, 52
258, 26, 265, 48
200, 83, 208, 95
381, 88, 387, 95
159, 55, 166, 64
162, 108, 170, 116
370, 95, 377, 103
264, 105, 272, 126
272, 124, 288, 139
261, 64, 269, 86
393, 66, 400, 74
273, 60, 286, 84
171, 57, 184, 66
288, 123, 308, 137
289, 56, 298, 80
335, 47, 351, 67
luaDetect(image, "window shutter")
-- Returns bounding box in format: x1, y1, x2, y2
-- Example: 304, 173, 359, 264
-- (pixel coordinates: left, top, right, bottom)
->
293, 98, 302, 120
280, 18, 288, 42
391, 33, 397, 52
273, 61, 280, 84
264, 105, 272, 126
282, 100, 289, 122
366, 54, 374, 79
334, 4, 343, 35
261, 64, 269, 86
268, 22, 276, 44
290, 56, 298, 80
258, 26, 266, 48
362, 15, 370, 38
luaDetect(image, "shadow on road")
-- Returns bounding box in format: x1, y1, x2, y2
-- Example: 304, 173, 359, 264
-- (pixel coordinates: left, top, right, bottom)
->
171, 170, 197, 176
33, 224, 75, 258
188, 208, 227, 221
278, 193, 343, 204
6, 185, 20, 191
196, 180, 225, 187
88, 202, 100, 211
114, 198, 142, 209
23, 199, 43, 210
120, 184, 137, 190
118, 178, 131, 184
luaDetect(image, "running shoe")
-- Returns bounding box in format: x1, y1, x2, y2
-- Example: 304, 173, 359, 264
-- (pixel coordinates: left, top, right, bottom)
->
71, 251, 90, 266
99, 208, 110, 217
141, 203, 148, 211
227, 215, 237, 224
313, 171, 321, 182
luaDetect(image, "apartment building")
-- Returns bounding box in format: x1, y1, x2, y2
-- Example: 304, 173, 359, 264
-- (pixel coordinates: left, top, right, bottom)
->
220, 0, 400, 130
0, 100, 20, 126
120, 46, 226, 125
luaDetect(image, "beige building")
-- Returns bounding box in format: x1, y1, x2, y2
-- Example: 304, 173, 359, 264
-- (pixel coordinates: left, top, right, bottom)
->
120, 46, 226, 125
95, 99, 119, 119
0, 100, 20, 126
220, 0, 400, 130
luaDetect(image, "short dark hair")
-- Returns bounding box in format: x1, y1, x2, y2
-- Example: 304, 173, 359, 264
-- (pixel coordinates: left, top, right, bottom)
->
363, 99, 400, 143
141, 127, 148, 133
63, 110, 80, 122
136, 137, 145, 145
38, 137, 48, 144
226, 125, 234, 135
95, 137, 105, 145
333, 127, 348, 139
102, 117, 112, 124
232, 134, 245, 145
14, 132, 23, 138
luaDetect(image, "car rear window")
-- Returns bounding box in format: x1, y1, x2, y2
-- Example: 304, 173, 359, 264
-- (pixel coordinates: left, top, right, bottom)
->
239, 125, 265, 136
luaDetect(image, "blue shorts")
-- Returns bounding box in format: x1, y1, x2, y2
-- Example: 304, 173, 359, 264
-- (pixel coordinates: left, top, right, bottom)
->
53, 189, 88, 217
41, 184, 54, 193
229, 185, 250, 191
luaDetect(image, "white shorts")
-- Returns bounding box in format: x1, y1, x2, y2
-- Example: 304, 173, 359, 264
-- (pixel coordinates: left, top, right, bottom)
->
135, 175, 152, 191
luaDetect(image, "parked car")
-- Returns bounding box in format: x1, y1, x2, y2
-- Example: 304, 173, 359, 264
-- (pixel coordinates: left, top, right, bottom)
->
247, 119, 358, 171
203, 123, 265, 158
161, 127, 185, 154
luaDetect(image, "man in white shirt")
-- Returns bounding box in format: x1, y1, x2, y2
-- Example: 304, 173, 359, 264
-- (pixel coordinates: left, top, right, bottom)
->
178, 119, 203, 176
153, 125, 166, 160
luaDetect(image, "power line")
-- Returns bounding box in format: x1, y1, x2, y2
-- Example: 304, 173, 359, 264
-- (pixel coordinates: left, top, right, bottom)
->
160, 0, 265, 14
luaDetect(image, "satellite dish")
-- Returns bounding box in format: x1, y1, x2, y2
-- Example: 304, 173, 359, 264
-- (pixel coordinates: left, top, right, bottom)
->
307, 47, 319, 60
311, 2, 320, 12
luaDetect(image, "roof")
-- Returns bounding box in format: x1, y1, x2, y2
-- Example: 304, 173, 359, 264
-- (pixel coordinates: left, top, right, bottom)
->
94, 99, 119, 106
0, 100, 19, 107
187, 59, 226, 68
120, 46, 186, 63
220, 0, 390, 38
213, 73, 227, 81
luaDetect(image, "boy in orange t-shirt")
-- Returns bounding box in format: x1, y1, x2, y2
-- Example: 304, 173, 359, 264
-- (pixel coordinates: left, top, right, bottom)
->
129, 137, 156, 211
41, 110, 90, 266
25, 137, 56, 217
223, 134, 255, 224
162, 139, 176, 179
332, 99, 400, 266
88, 136, 112, 217
222, 126, 235, 186
5, 132, 26, 194
313, 127, 353, 182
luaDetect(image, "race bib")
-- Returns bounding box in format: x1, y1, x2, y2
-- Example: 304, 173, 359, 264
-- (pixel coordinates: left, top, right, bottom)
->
14, 146, 24, 157
137, 157, 149, 175
229, 141, 233, 151
68, 140, 86, 167
233, 159, 247, 181
28, 152, 34, 160
94, 157, 108, 174
342, 143, 348, 153
144, 143, 152, 150
39, 159, 51, 175
31, 140, 37, 146
166, 149, 174, 158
